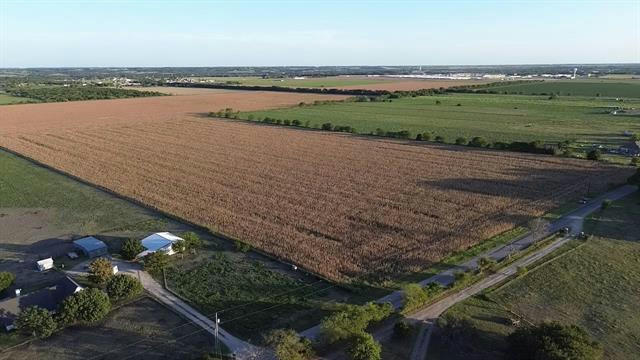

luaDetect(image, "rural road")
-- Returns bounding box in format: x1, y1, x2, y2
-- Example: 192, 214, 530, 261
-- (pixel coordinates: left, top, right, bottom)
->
300, 185, 637, 358
67, 260, 268, 359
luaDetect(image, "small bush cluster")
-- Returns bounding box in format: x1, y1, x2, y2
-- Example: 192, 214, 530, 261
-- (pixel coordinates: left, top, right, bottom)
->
0, 271, 16, 293
402, 282, 445, 314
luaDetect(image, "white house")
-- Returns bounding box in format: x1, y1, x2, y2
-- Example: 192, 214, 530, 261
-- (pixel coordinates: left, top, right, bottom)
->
136, 232, 183, 258
36, 258, 54, 272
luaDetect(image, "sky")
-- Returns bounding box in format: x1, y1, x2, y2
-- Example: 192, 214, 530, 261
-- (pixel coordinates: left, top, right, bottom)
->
1, 0, 639, 67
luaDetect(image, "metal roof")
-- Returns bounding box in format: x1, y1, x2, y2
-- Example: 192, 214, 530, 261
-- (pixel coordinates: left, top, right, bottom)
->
73, 236, 107, 252
141, 232, 183, 252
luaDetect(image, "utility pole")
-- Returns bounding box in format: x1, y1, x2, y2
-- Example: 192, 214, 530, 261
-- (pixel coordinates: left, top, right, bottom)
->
214, 312, 220, 357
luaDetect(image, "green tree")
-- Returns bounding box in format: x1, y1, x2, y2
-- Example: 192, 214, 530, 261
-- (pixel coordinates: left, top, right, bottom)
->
348, 333, 381, 360
422, 132, 432, 141
121, 238, 143, 260
586, 149, 601, 161
393, 319, 414, 339
15, 306, 56, 338
59, 288, 111, 325
435, 135, 445, 143
0, 271, 15, 292
468, 136, 487, 147
321, 302, 393, 344
105, 274, 143, 302
89, 258, 113, 285
182, 231, 203, 251
265, 329, 314, 360
455, 137, 468, 145
436, 313, 475, 347
507, 322, 603, 360
143, 252, 170, 275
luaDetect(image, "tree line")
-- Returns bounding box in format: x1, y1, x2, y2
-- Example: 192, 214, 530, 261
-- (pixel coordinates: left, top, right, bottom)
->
6, 85, 165, 102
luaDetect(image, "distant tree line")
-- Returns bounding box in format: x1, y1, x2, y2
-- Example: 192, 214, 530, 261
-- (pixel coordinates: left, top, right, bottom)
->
6, 85, 165, 102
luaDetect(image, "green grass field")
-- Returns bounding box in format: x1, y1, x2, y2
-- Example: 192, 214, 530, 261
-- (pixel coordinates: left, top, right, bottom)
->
427, 191, 640, 360
0, 92, 37, 105
240, 93, 640, 149
0, 150, 158, 233
478, 79, 640, 98
189, 75, 391, 88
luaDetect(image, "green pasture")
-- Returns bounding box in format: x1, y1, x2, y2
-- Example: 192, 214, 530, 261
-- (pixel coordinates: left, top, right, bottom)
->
477, 79, 640, 98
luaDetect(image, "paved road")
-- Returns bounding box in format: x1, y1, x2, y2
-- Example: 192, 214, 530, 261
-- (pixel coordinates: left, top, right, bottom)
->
300, 185, 637, 355
68, 260, 268, 359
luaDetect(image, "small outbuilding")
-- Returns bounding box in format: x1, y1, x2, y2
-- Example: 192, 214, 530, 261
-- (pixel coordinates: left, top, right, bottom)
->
137, 232, 183, 258
36, 258, 54, 272
73, 236, 108, 258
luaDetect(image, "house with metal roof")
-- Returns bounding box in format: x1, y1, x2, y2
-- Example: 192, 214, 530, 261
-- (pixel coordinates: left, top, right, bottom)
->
73, 236, 108, 258
137, 232, 183, 258
0, 276, 82, 331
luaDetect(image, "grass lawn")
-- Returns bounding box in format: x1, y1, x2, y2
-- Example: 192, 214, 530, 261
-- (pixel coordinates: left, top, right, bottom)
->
0, 93, 37, 105
239, 93, 640, 150
188, 75, 391, 88
427, 190, 640, 360
476, 79, 640, 98
0, 297, 219, 359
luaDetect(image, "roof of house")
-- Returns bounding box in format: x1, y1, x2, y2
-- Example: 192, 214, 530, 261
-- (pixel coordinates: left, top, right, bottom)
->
73, 236, 107, 252
140, 232, 182, 252
0, 276, 82, 328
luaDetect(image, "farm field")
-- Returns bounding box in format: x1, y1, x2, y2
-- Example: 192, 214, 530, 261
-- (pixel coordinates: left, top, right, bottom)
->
427, 191, 640, 360
0, 99, 633, 282
0, 91, 347, 134
188, 75, 492, 91
0, 297, 216, 360
0, 92, 36, 105
475, 78, 640, 98
241, 93, 640, 148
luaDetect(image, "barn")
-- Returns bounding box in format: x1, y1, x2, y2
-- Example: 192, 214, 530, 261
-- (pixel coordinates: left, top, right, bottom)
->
137, 232, 183, 258
73, 236, 108, 258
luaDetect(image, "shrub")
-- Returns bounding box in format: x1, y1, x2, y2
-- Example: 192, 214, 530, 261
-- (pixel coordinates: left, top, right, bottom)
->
587, 149, 602, 161
422, 132, 432, 141
143, 252, 170, 275
247, 114, 255, 121
321, 123, 333, 131
291, 119, 302, 126
321, 302, 393, 344
0, 271, 15, 292
16, 306, 56, 338
601, 199, 612, 210
468, 137, 487, 147
507, 322, 603, 360
89, 258, 114, 285
59, 288, 111, 325
348, 333, 381, 360
402, 282, 444, 314
374, 128, 386, 136
234, 240, 252, 252
435, 135, 445, 143
393, 320, 414, 339
415, 133, 423, 141
283, 119, 291, 126
435, 100, 441, 105
477, 256, 498, 273
436, 314, 475, 347
182, 231, 203, 251
265, 328, 314, 360
121, 238, 143, 260
106, 274, 143, 302
516, 266, 528, 276
455, 137, 468, 145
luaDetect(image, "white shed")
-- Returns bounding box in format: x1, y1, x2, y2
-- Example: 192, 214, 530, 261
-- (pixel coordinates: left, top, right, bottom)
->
36, 258, 54, 272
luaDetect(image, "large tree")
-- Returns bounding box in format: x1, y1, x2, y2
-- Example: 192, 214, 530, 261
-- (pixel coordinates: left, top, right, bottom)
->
143, 252, 170, 275
105, 274, 143, 302
121, 238, 143, 260
348, 333, 381, 360
507, 322, 603, 360
265, 329, 314, 360
89, 258, 113, 285
16, 306, 57, 338
59, 288, 111, 325
0, 271, 15, 292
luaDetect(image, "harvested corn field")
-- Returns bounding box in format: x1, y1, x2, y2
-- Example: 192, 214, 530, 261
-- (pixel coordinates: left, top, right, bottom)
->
0, 99, 632, 281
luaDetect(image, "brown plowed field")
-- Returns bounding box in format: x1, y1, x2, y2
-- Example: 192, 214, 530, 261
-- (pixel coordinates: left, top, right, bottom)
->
0, 91, 348, 134
0, 95, 632, 281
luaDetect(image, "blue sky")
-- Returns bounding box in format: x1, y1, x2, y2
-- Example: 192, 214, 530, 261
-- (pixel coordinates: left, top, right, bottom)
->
1, 0, 638, 67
